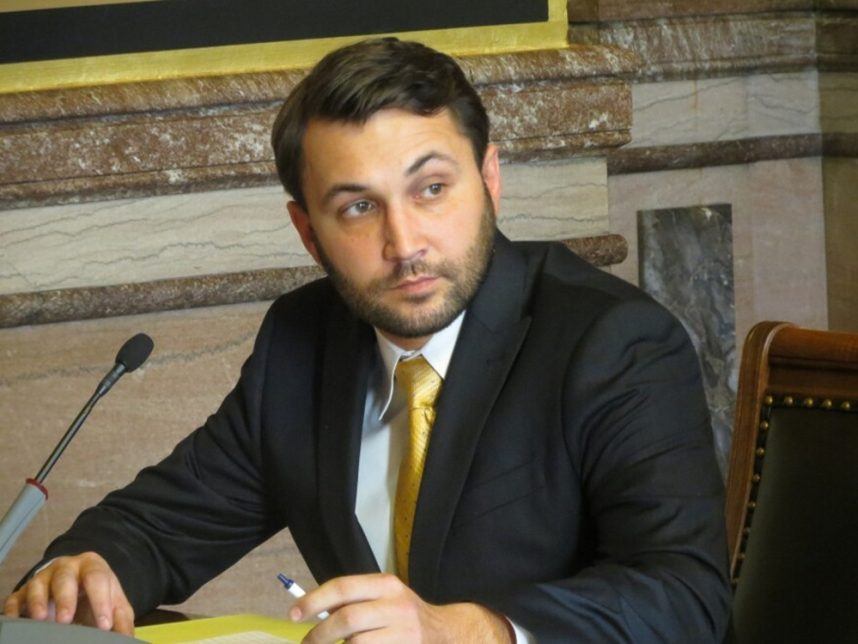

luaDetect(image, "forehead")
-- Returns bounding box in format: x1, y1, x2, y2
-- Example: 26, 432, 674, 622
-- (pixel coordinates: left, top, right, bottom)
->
300, 108, 474, 182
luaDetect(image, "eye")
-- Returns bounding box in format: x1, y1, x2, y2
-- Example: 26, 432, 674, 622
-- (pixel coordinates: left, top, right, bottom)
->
420, 183, 445, 199
341, 200, 376, 218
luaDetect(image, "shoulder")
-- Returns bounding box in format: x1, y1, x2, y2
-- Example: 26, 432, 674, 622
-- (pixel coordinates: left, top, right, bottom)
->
511, 239, 679, 342
250, 276, 343, 356
267, 275, 336, 321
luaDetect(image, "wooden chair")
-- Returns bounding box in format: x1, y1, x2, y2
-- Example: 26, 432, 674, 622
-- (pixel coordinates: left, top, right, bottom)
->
725, 321, 858, 643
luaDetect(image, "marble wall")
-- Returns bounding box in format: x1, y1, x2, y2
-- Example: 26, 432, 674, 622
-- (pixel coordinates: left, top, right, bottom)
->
824, 158, 858, 332
610, 159, 829, 353
588, 2, 857, 343
0, 46, 633, 330
0, 303, 312, 618
598, 0, 858, 479
820, 73, 858, 136
821, 72, 858, 330
629, 72, 821, 149
0, 159, 608, 296
638, 204, 736, 475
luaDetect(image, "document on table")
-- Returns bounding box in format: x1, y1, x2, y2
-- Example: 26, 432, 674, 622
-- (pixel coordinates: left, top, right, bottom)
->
179, 632, 295, 643
134, 614, 314, 644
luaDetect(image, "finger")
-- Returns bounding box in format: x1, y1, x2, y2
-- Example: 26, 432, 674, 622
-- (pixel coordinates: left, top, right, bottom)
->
113, 602, 135, 636
348, 629, 408, 644
50, 566, 82, 624
292, 573, 402, 622
3, 591, 24, 617
79, 562, 117, 630
24, 572, 52, 620
302, 598, 402, 644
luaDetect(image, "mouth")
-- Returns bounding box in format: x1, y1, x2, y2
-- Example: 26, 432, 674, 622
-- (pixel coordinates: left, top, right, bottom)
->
390, 275, 438, 295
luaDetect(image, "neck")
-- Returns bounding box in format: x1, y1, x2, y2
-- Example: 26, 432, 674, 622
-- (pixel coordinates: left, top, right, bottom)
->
378, 329, 431, 352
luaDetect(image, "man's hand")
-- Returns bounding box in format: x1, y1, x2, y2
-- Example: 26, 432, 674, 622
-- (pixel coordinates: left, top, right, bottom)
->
291, 573, 511, 643
2, 552, 134, 635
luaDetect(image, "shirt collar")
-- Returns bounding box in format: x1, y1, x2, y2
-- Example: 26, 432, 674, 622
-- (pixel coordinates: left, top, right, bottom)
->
373, 311, 465, 419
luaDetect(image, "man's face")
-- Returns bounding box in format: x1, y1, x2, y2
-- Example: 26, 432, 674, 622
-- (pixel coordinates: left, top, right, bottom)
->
287, 108, 502, 350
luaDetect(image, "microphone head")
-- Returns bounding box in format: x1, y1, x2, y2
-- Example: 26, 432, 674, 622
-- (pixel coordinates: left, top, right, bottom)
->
115, 333, 154, 372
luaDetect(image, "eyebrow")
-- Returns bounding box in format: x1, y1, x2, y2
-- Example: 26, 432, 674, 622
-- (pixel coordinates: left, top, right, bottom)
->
321, 182, 368, 208
320, 152, 460, 207
406, 151, 460, 176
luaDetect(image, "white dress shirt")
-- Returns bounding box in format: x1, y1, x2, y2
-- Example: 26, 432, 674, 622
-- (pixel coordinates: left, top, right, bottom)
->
355, 312, 464, 573
355, 312, 534, 643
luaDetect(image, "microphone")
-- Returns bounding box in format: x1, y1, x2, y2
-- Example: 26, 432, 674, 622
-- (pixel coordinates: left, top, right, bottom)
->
0, 333, 154, 566
95, 333, 154, 399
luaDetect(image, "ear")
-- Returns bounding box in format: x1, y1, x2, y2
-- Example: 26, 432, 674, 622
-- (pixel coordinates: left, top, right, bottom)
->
480, 143, 501, 216
287, 200, 322, 265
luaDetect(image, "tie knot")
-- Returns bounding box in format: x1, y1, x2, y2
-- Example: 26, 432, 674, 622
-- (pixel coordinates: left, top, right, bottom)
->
396, 355, 442, 410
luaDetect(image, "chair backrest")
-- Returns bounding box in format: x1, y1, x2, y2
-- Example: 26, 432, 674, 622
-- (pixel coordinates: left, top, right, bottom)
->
725, 321, 858, 643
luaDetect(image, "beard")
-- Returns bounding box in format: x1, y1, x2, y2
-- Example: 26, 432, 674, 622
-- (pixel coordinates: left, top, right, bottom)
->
315, 195, 496, 339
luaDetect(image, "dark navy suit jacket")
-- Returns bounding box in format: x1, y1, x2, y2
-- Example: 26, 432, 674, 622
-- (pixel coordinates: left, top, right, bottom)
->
43, 233, 731, 642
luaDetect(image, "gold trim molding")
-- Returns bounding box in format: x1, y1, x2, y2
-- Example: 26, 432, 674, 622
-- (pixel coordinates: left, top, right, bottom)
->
0, 0, 567, 94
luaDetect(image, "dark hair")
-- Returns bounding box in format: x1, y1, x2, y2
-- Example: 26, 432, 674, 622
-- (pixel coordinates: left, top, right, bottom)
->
270, 38, 489, 210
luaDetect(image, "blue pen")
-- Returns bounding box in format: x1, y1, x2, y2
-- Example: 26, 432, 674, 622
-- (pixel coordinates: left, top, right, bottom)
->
277, 573, 331, 619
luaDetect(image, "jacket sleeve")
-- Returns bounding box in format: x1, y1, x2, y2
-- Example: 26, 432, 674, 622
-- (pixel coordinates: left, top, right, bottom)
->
491, 298, 731, 643
37, 304, 283, 616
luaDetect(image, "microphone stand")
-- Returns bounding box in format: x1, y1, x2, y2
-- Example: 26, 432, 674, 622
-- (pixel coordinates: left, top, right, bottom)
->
0, 334, 151, 567
0, 382, 111, 566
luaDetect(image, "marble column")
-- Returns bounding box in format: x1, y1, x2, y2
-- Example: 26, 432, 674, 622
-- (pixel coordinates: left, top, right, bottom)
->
638, 204, 736, 476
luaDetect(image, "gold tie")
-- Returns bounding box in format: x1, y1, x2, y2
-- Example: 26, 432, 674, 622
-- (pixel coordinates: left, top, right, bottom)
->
393, 355, 442, 584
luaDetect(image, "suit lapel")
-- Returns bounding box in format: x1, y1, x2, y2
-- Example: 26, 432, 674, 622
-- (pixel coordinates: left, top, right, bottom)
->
317, 297, 381, 575
408, 234, 533, 598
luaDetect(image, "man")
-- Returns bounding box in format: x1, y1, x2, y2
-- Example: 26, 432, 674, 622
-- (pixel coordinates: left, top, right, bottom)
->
4, 38, 730, 642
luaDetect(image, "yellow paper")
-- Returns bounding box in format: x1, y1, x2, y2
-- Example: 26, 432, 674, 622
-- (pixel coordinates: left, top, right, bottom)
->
135, 614, 314, 644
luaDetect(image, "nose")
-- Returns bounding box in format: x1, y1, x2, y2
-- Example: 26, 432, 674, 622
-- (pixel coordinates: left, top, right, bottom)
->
382, 202, 425, 263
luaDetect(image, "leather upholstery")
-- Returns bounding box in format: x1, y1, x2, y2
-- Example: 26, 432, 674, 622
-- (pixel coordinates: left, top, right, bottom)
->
731, 404, 858, 642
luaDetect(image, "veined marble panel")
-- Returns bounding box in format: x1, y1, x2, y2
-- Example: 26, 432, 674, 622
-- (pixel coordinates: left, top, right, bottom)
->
574, 12, 818, 80
609, 134, 822, 175
638, 204, 736, 476
820, 73, 858, 134
0, 158, 609, 295
745, 159, 827, 333
568, 0, 813, 21
0, 48, 637, 124
0, 186, 302, 295
497, 158, 608, 240
824, 158, 858, 331
629, 71, 821, 149
608, 158, 828, 347
0, 48, 634, 209
817, 13, 858, 71
817, 1, 858, 9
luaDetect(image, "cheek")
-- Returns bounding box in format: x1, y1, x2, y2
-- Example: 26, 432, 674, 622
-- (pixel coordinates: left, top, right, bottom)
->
318, 230, 385, 274
438, 200, 485, 249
